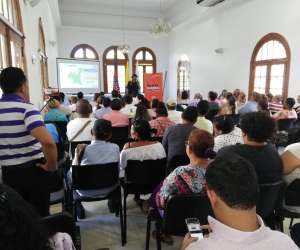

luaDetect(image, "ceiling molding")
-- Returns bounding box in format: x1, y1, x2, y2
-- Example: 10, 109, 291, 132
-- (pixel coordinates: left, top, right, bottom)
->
48, 0, 61, 27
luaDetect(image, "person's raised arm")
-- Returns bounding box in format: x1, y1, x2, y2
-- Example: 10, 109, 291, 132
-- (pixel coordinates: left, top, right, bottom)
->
281, 150, 300, 175
30, 126, 57, 172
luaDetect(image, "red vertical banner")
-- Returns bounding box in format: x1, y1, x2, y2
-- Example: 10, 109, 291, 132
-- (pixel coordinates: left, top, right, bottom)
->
144, 73, 163, 102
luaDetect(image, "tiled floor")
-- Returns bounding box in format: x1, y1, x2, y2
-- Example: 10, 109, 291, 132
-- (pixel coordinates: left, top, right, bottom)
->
50, 193, 299, 250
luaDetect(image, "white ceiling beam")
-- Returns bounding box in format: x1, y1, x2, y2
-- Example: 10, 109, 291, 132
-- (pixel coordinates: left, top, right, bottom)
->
48, 0, 61, 27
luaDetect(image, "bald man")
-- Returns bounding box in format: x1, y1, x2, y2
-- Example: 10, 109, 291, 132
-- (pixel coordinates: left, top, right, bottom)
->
189, 93, 202, 107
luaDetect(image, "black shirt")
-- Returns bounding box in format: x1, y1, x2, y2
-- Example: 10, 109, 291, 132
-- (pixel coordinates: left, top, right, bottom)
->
217, 144, 282, 184
127, 81, 139, 95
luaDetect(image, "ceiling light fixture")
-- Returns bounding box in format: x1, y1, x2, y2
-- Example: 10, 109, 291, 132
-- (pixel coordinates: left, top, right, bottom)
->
149, 0, 172, 38
117, 0, 130, 54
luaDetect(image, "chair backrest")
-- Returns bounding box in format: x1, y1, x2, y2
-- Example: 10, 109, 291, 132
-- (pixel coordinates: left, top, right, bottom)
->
111, 126, 129, 138
70, 141, 91, 159
169, 155, 190, 172
148, 137, 163, 143
163, 194, 214, 236
125, 158, 167, 184
45, 121, 68, 142
110, 138, 134, 152
233, 114, 241, 125
41, 212, 77, 247
277, 119, 295, 131
205, 110, 219, 122
72, 162, 119, 190
285, 178, 300, 206
257, 180, 287, 219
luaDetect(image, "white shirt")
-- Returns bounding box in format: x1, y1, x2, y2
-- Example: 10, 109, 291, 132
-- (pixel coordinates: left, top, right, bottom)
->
186, 215, 298, 250
214, 127, 244, 152
167, 110, 182, 124
66, 117, 96, 141
120, 104, 137, 117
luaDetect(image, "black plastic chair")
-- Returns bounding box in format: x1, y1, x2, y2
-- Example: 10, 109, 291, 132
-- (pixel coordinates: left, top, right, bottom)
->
277, 119, 295, 131
256, 180, 287, 230
205, 110, 219, 122
69, 162, 125, 246
168, 155, 190, 173
70, 141, 91, 160
145, 194, 214, 250
233, 114, 241, 126
45, 121, 68, 143
111, 126, 129, 138
149, 137, 163, 143
41, 212, 81, 250
122, 158, 167, 243
110, 138, 134, 152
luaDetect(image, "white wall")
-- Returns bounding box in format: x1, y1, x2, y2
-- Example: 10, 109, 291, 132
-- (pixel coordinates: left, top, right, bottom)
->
57, 26, 169, 97
19, 0, 58, 108
166, 0, 300, 101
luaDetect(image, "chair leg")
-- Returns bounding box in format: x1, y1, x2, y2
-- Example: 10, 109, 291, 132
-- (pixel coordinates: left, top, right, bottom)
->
118, 189, 125, 246
123, 191, 127, 244
116, 197, 119, 217
73, 201, 77, 222
145, 214, 152, 250
155, 222, 161, 250
289, 218, 294, 229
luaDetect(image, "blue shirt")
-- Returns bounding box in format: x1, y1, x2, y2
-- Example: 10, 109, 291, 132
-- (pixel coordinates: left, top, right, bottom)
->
44, 109, 68, 122
45, 123, 60, 143
95, 107, 112, 119
238, 101, 258, 115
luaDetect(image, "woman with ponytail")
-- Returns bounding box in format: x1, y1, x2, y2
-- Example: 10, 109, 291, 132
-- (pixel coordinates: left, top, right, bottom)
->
139, 130, 216, 246
135, 94, 150, 109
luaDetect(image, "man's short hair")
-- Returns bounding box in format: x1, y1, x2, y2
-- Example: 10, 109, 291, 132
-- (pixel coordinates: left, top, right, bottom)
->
285, 98, 295, 108
76, 99, 90, 115
77, 92, 83, 99
103, 98, 112, 108
53, 96, 62, 103
197, 100, 209, 115
182, 106, 199, 122
0, 67, 27, 94
205, 155, 259, 210
274, 94, 283, 102
93, 119, 112, 140
111, 90, 118, 98
111, 99, 122, 110
124, 95, 133, 104
60, 92, 65, 102
208, 91, 218, 101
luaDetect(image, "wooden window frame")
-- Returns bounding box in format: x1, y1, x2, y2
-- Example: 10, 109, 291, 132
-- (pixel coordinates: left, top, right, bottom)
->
248, 33, 291, 101
132, 47, 157, 75
70, 44, 99, 60
102, 46, 129, 94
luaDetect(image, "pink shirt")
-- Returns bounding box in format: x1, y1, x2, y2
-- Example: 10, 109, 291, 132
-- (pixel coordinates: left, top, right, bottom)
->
214, 99, 221, 106
68, 103, 77, 112
103, 110, 129, 127
186, 215, 297, 250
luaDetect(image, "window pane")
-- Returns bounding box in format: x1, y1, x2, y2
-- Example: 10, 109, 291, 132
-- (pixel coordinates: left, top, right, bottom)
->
261, 65, 267, 77
254, 78, 260, 88
118, 65, 125, 94
7, 0, 13, 24
256, 48, 262, 61
10, 41, 15, 66
267, 41, 274, 60
86, 48, 95, 59
117, 50, 125, 59
260, 77, 266, 88
270, 88, 283, 96
0, 34, 7, 69
135, 51, 143, 60
255, 66, 261, 77
146, 66, 153, 73
145, 51, 153, 60
0, 0, 3, 14
106, 50, 114, 59
261, 43, 268, 60
106, 65, 114, 92
3, 0, 8, 19
138, 66, 144, 93
273, 41, 286, 59
74, 48, 83, 58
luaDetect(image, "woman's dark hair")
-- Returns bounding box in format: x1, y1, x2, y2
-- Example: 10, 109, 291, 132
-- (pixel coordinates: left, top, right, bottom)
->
134, 105, 151, 121
240, 112, 275, 142
182, 106, 199, 123
111, 99, 122, 110
226, 92, 233, 99
137, 94, 150, 109
93, 119, 112, 140
227, 97, 236, 115
188, 130, 216, 159
111, 90, 118, 98
132, 120, 156, 140
213, 115, 234, 134
285, 98, 296, 109
0, 184, 53, 249
266, 93, 273, 101
205, 155, 259, 210
125, 95, 133, 104
155, 102, 168, 117
258, 99, 269, 112
0, 67, 27, 94
94, 93, 101, 101
77, 91, 83, 99
152, 99, 159, 109
208, 91, 218, 101
219, 89, 227, 99
103, 98, 112, 108
197, 100, 209, 116
252, 92, 262, 102
60, 92, 65, 102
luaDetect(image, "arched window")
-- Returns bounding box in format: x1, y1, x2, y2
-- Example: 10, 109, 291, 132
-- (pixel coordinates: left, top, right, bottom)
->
249, 33, 291, 100
177, 54, 191, 99
70, 44, 99, 60
102, 46, 129, 93
0, 0, 25, 97
132, 47, 156, 93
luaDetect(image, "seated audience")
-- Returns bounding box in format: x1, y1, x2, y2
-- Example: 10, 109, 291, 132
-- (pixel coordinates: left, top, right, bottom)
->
207, 91, 220, 110
295, 95, 300, 124
131, 91, 138, 105
142, 130, 216, 245
67, 99, 96, 142
111, 90, 119, 100
280, 143, 300, 214
45, 123, 61, 143
77, 91, 84, 100
93, 94, 105, 114
120, 94, 137, 118
220, 92, 234, 110
220, 97, 236, 116
257, 99, 271, 116
48, 95, 72, 116
266, 92, 274, 103
291, 224, 300, 248
69, 104, 96, 121
95, 98, 112, 119
0, 184, 75, 250
272, 97, 297, 122
44, 99, 68, 122
149, 102, 176, 137
68, 96, 78, 112
194, 100, 213, 134
120, 120, 166, 170
68, 119, 120, 215
217, 112, 281, 184
135, 94, 150, 109
188, 93, 202, 107
236, 91, 246, 108
166, 97, 182, 124
61, 92, 70, 106
148, 98, 159, 118
233, 88, 240, 100
163, 106, 199, 167
218, 89, 227, 105
269, 94, 283, 113
238, 91, 261, 115
91, 93, 101, 108
181, 156, 298, 250
103, 99, 129, 127
213, 115, 243, 152
132, 105, 152, 124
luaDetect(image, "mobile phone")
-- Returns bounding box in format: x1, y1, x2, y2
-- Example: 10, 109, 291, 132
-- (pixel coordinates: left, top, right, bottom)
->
185, 218, 203, 241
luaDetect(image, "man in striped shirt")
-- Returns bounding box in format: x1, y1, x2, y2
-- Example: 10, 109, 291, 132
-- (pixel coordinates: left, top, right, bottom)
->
269, 94, 283, 114
0, 67, 57, 216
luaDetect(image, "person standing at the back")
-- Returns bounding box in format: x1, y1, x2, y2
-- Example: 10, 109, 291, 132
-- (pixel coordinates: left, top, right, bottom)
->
0, 67, 57, 216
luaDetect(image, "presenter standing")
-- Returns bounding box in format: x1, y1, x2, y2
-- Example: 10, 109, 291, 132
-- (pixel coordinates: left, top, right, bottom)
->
126, 74, 140, 95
